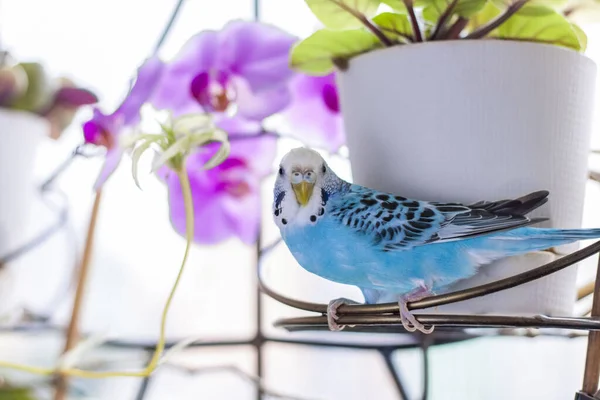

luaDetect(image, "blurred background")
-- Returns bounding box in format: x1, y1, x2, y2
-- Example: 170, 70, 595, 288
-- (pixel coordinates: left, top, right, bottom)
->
2, 0, 600, 399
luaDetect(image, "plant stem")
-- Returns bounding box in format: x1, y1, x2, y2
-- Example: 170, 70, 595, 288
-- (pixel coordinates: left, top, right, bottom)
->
403, 0, 423, 42
0, 167, 195, 379
445, 17, 469, 39
53, 190, 103, 400
465, 0, 528, 39
431, 0, 459, 40
332, 0, 393, 46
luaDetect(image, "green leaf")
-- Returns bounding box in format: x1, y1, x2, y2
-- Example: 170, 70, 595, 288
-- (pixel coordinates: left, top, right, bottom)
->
305, 0, 381, 29
372, 12, 413, 40
571, 22, 588, 51
455, 0, 488, 15
513, 3, 559, 15
496, 5, 584, 51
421, 0, 447, 22
380, 0, 407, 11
467, 0, 501, 32
172, 113, 215, 137
198, 129, 231, 170
491, 0, 568, 10
421, 0, 487, 21
290, 29, 381, 75
152, 135, 190, 172
131, 140, 156, 189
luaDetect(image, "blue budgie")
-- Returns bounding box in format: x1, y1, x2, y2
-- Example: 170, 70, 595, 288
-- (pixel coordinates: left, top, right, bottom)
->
273, 147, 600, 334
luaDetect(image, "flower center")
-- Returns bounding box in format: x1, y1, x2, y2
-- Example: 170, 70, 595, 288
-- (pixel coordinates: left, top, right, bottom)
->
214, 157, 252, 199
322, 83, 339, 113
191, 71, 236, 113
83, 121, 115, 149
224, 181, 252, 198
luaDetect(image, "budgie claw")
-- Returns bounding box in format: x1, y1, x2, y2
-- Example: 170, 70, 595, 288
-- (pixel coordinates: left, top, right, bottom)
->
327, 298, 360, 331
398, 287, 435, 334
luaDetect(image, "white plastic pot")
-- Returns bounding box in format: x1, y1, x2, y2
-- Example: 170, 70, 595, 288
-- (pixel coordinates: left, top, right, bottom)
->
0, 109, 46, 261
336, 40, 597, 316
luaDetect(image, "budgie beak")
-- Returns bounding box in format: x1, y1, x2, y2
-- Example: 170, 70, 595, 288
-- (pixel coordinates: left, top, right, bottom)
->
292, 181, 314, 206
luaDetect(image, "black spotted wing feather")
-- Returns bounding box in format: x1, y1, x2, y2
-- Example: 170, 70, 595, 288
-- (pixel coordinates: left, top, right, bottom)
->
328, 186, 549, 252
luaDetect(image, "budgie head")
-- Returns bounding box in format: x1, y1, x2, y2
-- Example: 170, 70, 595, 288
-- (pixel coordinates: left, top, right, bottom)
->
273, 147, 344, 228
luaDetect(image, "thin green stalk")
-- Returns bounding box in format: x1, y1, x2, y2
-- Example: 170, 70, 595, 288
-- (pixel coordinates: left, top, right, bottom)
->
0, 166, 195, 379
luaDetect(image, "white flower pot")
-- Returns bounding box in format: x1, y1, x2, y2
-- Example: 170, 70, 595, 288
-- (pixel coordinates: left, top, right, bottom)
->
336, 41, 597, 316
0, 109, 46, 261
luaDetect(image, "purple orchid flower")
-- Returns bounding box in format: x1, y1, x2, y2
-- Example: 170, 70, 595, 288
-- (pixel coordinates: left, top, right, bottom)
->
151, 20, 297, 120
158, 117, 275, 245
280, 72, 345, 153
82, 56, 164, 190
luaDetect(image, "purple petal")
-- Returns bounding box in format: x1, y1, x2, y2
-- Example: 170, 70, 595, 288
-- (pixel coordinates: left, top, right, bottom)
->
93, 147, 124, 190
218, 20, 297, 92
55, 87, 98, 106
280, 73, 345, 152
215, 115, 262, 135
171, 30, 220, 72
166, 168, 237, 245
229, 135, 277, 178
220, 189, 261, 245
214, 115, 277, 177
150, 31, 220, 114
233, 76, 290, 120
117, 56, 165, 124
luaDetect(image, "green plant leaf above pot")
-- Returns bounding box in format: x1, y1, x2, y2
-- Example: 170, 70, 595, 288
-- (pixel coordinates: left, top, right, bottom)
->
381, 0, 409, 11
571, 22, 588, 50
492, 0, 569, 11
372, 12, 413, 41
420, 0, 487, 23
466, 1, 502, 33
495, 5, 585, 51
306, 0, 382, 29
290, 29, 381, 74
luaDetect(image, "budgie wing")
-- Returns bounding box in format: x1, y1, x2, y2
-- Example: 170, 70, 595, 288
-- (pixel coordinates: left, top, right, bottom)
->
329, 186, 549, 252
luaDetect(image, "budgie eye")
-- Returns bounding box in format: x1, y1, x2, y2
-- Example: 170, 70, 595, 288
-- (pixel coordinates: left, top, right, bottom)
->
322, 164, 326, 174
278, 167, 284, 176
304, 171, 316, 183
291, 171, 303, 184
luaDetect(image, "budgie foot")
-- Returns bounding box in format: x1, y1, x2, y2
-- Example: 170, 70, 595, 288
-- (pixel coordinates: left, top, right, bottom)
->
327, 297, 360, 331
398, 287, 435, 334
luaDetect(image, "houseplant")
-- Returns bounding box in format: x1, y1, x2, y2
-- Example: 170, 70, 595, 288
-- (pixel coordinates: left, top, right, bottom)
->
0, 51, 97, 265
289, 0, 597, 316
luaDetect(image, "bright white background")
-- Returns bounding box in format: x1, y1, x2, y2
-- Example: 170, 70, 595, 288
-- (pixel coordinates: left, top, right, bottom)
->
1, 1, 600, 399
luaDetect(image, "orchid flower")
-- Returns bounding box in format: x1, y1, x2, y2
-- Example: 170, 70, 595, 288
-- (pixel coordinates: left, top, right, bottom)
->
157, 116, 275, 245
82, 56, 164, 190
151, 19, 297, 120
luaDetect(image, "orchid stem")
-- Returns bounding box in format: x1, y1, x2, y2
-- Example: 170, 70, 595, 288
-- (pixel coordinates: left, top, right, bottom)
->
54, 190, 103, 400
0, 167, 195, 379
